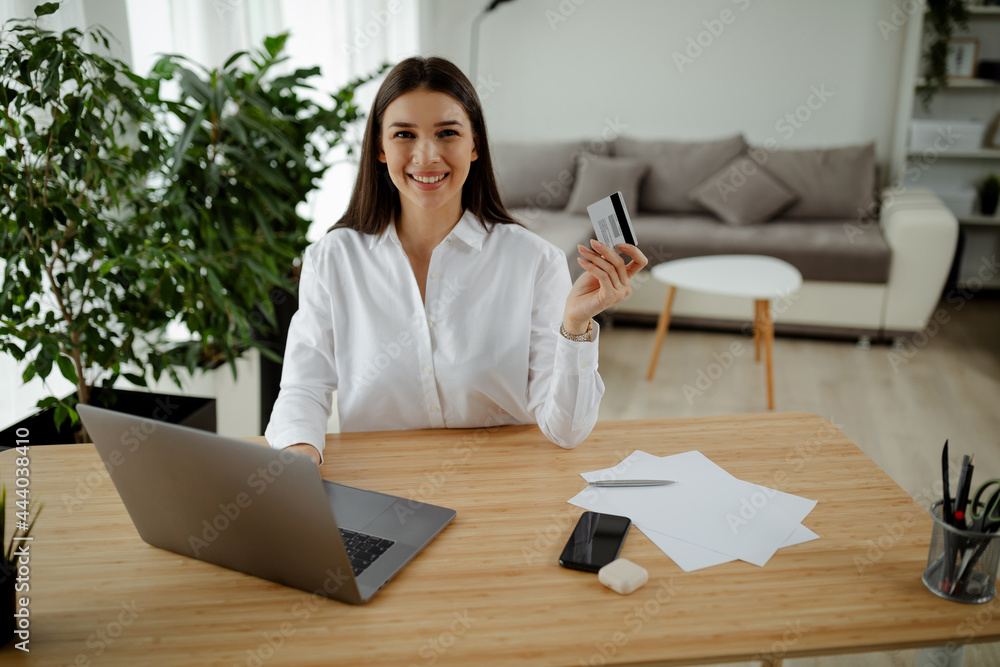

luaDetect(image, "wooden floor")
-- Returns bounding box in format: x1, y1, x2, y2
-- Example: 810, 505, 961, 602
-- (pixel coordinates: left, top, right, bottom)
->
596, 296, 1000, 667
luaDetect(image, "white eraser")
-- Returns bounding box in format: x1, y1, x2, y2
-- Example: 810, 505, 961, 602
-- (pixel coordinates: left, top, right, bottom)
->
598, 558, 648, 595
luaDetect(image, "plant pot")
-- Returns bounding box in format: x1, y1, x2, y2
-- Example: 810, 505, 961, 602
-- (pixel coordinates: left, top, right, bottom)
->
0, 561, 14, 647
0, 388, 216, 449
254, 286, 299, 435
981, 191, 999, 216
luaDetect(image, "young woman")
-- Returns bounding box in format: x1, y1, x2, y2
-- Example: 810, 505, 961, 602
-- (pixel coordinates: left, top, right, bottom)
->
265, 56, 647, 467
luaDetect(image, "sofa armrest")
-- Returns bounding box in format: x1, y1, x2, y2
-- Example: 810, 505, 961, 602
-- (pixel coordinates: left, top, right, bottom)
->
878, 187, 959, 333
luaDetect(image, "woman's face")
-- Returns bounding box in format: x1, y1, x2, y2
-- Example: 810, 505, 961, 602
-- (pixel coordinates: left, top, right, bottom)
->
378, 89, 478, 218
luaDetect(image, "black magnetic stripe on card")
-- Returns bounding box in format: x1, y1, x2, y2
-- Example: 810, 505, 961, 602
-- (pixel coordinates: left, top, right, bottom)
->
610, 192, 635, 246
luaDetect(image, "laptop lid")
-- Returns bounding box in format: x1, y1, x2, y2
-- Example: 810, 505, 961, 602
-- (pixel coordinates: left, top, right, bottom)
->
77, 403, 366, 604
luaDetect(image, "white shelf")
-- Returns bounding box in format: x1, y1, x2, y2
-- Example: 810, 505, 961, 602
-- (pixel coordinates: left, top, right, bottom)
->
894, 5, 1000, 294
959, 215, 1000, 226
906, 149, 1000, 159
915, 77, 1000, 89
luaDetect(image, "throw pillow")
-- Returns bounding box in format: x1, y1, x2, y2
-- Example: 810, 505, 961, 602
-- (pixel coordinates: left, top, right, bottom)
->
564, 156, 648, 215
689, 155, 798, 226
615, 134, 747, 213
759, 142, 877, 219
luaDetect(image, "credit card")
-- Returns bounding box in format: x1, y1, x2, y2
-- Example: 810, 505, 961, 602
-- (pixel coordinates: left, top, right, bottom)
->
586, 191, 636, 250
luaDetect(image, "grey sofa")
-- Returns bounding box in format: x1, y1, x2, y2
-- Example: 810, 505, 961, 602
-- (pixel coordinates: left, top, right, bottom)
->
491, 135, 958, 341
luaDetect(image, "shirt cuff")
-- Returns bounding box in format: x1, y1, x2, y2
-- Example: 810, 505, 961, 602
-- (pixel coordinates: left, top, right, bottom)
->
269, 432, 326, 467
554, 319, 600, 375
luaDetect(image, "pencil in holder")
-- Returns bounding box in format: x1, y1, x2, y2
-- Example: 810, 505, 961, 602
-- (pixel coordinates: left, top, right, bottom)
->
923, 500, 1000, 604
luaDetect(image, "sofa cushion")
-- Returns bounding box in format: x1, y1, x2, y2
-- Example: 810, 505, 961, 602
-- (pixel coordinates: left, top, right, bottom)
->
565, 156, 648, 214
510, 208, 892, 284
491, 140, 611, 210
632, 214, 890, 283
616, 134, 747, 214
760, 142, 878, 219
688, 155, 798, 225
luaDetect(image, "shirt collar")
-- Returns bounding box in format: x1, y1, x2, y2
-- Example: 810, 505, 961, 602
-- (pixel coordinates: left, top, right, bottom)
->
368, 209, 487, 252
368, 213, 401, 250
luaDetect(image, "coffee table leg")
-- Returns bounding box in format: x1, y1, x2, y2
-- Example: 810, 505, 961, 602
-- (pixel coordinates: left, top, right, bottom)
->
753, 301, 762, 362
759, 658, 783, 667
646, 285, 677, 381
760, 299, 775, 410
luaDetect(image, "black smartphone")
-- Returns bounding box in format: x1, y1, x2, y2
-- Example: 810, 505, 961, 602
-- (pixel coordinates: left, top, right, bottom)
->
558, 511, 632, 573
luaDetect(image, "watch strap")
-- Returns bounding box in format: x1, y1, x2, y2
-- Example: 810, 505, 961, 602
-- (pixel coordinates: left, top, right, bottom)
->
560, 319, 593, 342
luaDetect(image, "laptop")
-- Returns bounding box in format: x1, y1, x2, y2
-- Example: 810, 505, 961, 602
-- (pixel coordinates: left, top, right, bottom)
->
77, 404, 456, 604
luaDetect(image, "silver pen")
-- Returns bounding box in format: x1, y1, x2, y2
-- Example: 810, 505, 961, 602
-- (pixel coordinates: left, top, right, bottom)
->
588, 479, 677, 487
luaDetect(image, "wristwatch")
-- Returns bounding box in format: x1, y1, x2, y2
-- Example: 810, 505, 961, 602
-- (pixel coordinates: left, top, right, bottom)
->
560, 318, 593, 342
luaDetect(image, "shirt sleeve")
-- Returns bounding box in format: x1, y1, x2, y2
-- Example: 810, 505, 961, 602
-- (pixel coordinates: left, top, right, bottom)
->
263, 242, 337, 465
525, 251, 605, 448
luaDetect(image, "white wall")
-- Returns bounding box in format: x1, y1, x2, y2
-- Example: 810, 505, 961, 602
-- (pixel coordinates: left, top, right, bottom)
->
425, 0, 909, 172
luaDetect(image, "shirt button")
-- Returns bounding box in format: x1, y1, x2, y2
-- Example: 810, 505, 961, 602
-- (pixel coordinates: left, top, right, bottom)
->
445, 237, 452, 243
430, 272, 439, 279
430, 405, 440, 412
422, 366, 431, 374
581, 362, 589, 369
428, 320, 434, 328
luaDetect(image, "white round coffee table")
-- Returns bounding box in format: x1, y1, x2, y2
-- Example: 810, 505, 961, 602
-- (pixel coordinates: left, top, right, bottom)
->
645, 255, 803, 410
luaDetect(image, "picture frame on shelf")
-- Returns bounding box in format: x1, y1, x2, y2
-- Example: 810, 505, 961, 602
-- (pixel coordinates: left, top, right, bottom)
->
986, 112, 1000, 149
946, 38, 980, 79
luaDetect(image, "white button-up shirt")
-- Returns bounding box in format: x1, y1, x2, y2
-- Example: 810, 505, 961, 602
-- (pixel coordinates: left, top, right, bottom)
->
264, 208, 605, 464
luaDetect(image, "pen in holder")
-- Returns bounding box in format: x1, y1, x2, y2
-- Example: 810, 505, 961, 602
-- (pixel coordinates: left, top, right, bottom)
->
923, 500, 1000, 604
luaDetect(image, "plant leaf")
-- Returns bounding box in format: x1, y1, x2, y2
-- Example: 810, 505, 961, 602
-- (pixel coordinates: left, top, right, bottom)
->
223, 50, 248, 70
54, 404, 67, 429
34, 2, 60, 17
123, 372, 147, 386
170, 108, 207, 173
263, 33, 289, 59
56, 354, 78, 384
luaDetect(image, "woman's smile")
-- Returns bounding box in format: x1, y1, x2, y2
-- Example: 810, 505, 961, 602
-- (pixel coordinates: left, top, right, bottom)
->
408, 171, 450, 189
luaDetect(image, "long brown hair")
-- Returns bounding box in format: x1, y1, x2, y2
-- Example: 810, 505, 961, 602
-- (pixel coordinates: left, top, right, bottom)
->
330, 56, 522, 236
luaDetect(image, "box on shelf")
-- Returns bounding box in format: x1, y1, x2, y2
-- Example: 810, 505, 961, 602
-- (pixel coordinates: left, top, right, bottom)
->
926, 182, 977, 218
909, 119, 988, 153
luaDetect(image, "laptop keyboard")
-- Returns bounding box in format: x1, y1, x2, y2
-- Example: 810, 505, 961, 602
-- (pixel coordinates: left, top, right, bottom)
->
339, 528, 395, 576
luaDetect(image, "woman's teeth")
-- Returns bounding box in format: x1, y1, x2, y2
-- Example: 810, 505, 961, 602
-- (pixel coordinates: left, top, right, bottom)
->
410, 173, 447, 184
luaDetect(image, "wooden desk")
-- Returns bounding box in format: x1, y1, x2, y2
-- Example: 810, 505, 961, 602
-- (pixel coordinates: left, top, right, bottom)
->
2, 413, 997, 666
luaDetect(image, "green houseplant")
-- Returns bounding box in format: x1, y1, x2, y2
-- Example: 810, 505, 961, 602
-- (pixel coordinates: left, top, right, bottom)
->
919, 0, 971, 109
0, 3, 386, 442
0, 3, 170, 442
145, 35, 387, 432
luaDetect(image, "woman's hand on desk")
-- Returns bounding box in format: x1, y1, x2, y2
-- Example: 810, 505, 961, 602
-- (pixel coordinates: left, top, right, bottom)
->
565, 240, 648, 332
286, 443, 322, 468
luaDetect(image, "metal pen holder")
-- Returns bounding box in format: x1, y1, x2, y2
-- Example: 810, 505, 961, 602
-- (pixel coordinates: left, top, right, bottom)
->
923, 500, 1000, 604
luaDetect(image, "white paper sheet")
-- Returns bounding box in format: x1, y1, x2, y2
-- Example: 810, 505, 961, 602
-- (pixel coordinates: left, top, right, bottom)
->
570, 485, 818, 571
567, 450, 818, 569
636, 524, 820, 572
